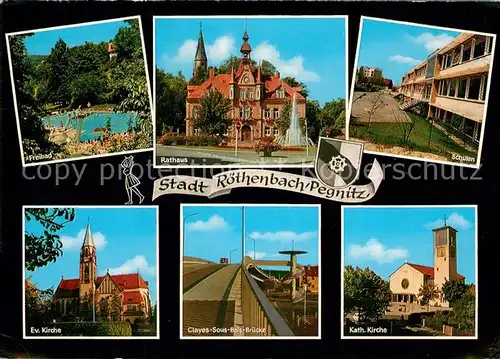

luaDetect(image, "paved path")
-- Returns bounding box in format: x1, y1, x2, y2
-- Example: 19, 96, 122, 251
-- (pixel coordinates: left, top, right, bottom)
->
351, 91, 410, 123
184, 264, 239, 301
156, 145, 316, 166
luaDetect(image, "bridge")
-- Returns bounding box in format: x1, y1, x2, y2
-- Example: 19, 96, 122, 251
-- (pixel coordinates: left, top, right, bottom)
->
182, 257, 297, 337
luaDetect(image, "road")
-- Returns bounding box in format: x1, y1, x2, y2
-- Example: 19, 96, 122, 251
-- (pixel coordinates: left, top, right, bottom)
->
183, 264, 240, 337
156, 145, 316, 166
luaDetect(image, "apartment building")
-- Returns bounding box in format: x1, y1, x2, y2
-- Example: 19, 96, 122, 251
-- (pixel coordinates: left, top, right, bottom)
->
361, 66, 383, 79
399, 33, 494, 146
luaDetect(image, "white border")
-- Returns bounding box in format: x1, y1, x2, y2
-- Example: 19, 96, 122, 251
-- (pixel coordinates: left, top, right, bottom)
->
6, 16, 155, 168
345, 16, 497, 170
22, 205, 160, 340
152, 15, 349, 169
340, 204, 478, 340
180, 203, 322, 339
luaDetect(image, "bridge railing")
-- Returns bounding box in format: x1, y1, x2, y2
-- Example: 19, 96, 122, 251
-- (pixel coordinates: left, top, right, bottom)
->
241, 265, 295, 337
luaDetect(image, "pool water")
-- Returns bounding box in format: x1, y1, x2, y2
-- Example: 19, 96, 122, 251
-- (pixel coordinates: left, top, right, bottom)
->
44, 112, 138, 142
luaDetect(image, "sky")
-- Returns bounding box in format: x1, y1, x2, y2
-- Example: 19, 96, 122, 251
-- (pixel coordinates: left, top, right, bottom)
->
183, 205, 320, 270
23, 20, 131, 55
155, 17, 347, 105
343, 206, 476, 284
25, 207, 158, 304
357, 19, 461, 86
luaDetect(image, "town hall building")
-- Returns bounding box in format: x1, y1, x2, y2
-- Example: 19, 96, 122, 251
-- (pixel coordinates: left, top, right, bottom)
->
185, 25, 306, 143
387, 223, 465, 314
53, 221, 152, 324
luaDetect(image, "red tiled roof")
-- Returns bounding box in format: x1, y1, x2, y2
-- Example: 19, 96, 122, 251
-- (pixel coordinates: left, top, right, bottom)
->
305, 265, 319, 277
407, 263, 465, 280
123, 291, 143, 305
54, 273, 149, 299
384, 79, 393, 85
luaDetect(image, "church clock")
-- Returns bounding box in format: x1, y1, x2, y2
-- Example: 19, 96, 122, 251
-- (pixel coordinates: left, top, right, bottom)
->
243, 76, 249, 83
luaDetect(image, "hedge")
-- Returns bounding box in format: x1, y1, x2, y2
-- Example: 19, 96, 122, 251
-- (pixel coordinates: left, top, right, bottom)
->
160, 134, 220, 146
52, 321, 132, 336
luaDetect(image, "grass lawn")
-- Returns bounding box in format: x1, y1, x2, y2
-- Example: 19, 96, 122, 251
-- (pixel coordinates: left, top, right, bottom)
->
350, 112, 477, 159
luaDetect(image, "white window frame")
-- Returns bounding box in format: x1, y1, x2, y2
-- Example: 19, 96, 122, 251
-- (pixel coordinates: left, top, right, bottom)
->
273, 128, 279, 136
265, 127, 271, 136
274, 108, 279, 119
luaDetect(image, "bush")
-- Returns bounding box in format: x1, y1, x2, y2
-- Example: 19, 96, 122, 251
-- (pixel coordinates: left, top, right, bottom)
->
160, 134, 219, 146
253, 137, 282, 155
49, 321, 132, 336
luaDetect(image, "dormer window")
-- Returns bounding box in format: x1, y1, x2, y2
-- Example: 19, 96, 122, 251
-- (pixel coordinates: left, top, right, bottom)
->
276, 88, 285, 98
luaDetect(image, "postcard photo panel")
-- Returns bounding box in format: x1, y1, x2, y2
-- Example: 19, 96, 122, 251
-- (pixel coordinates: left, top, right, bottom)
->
341, 205, 477, 339
180, 204, 321, 339
347, 17, 496, 168
154, 16, 348, 168
6, 16, 154, 167
23, 206, 159, 339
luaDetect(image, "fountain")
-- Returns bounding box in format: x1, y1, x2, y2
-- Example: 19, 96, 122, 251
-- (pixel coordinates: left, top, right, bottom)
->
277, 93, 314, 146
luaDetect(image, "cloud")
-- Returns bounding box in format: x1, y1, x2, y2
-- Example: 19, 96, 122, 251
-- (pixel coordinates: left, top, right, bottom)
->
168, 35, 236, 65
389, 55, 422, 66
407, 32, 456, 52
348, 238, 408, 264
245, 251, 279, 260
252, 41, 320, 82
107, 255, 156, 277
425, 212, 472, 230
248, 231, 317, 243
61, 229, 107, 250
187, 214, 228, 232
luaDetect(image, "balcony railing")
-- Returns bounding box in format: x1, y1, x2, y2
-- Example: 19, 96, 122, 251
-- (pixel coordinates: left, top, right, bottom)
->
241, 265, 295, 336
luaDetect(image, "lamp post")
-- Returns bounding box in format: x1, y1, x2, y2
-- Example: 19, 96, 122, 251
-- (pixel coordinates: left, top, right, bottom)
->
229, 249, 238, 264
183, 213, 200, 257
249, 237, 256, 261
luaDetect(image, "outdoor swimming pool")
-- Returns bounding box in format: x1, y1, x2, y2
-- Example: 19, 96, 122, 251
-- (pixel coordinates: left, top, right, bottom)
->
44, 112, 138, 142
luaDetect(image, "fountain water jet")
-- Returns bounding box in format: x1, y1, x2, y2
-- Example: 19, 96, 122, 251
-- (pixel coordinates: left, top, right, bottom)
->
277, 93, 314, 146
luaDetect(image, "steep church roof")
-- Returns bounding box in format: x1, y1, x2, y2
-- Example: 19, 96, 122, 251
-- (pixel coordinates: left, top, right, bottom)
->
82, 221, 94, 247
390, 262, 465, 280
194, 25, 207, 62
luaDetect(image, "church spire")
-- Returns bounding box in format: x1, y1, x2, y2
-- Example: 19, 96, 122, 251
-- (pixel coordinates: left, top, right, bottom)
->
82, 218, 95, 247
193, 22, 208, 76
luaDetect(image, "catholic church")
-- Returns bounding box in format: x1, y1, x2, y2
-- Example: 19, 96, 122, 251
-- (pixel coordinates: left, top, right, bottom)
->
185, 23, 306, 144
387, 223, 465, 313
53, 221, 152, 324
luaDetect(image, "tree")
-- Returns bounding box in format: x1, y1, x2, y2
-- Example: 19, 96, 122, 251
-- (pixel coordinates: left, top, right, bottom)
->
448, 293, 475, 332
24, 208, 76, 271
365, 92, 386, 131
69, 71, 107, 107
442, 279, 468, 306
189, 65, 209, 85
282, 76, 309, 98
305, 99, 321, 142
356, 67, 366, 85
320, 98, 345, 137
46, 38, 71, 106
418, 282, 440, 311
110, 290, 122, 321
114, 19, 142, 59
344, 265, 391, 323
98, 297, 110, 322
194, 88, 232, 137
25, 281, 54, 329
156, 69, 187, 135
395, 109, 416, 147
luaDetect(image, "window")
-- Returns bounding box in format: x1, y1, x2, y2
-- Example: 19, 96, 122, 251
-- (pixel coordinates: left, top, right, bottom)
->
229, 87, 234, 99
192, 106, 199, 118
452, 50, 460, 66
462, 41, 472, 62
274, 108, 279, 118
239, 107, 244, 118
474, 36, 486, 58
445, 53, 453, 68
265, 127, 271, 136
274, 128, 279, 136
481, 75, 488, 100
244, 107, 251, 119
194, 128, 200, 135
458, 78, 467, 98
240, 89, 246, 100
248, 88, 253, 100
264, 109, 270, 119
449, 79, 457, 96
468, 76, 481, 100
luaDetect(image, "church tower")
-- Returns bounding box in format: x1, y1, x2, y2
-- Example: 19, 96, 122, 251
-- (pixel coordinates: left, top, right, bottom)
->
193, 23, 207, 77
79, 219, 97, 300
433, 221, 458, 305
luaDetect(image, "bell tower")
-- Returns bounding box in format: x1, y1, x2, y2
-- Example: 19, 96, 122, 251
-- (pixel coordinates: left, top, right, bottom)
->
193, 22, 208, 77
433, 218, 458, 305
79, 218, 97, 300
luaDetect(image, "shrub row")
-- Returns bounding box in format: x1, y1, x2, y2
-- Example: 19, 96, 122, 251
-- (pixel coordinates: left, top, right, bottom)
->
160, 134, 220, 147
51, 321, 132, 336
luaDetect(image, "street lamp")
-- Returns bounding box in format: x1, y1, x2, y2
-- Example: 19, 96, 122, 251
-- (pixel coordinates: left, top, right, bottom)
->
249, 236, 256, 261
183, 213, 200, 258
229, 249, 238, 264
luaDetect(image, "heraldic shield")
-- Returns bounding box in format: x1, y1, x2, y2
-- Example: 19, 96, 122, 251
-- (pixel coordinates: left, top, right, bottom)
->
314, 137, 364, 188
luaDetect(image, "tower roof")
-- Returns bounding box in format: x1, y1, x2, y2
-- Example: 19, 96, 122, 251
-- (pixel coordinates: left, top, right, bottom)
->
82, 221, 95, 247
195, 24, 207, 62
240, 29, 252, 55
